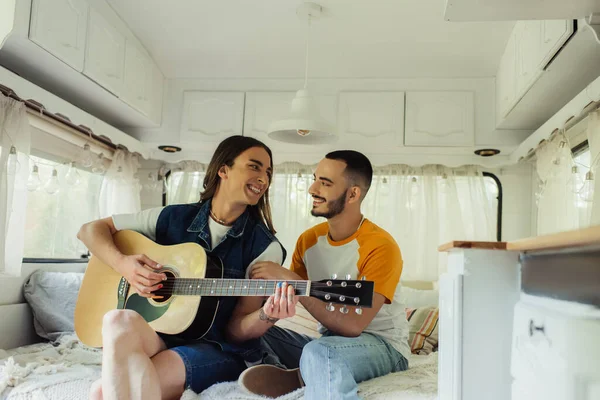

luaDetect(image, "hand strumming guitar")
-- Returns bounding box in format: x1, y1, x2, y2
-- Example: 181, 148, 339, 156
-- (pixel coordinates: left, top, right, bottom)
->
116, 254, 167, 298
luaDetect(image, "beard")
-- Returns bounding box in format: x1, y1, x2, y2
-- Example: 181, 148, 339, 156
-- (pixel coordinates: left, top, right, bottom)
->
311, 189, 348, 219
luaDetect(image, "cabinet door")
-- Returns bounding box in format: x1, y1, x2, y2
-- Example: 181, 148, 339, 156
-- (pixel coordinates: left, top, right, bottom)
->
83, 8, 125, 96
338, 92, 404, 152
496, 30, 517, 120
538, 20, 574, 69
180, 91, 244, 143
404, 91, 474, 147
149, 63, 164, 125
122, 40, 153, 116
515, 21, 543, 98
29, 0, 88, 72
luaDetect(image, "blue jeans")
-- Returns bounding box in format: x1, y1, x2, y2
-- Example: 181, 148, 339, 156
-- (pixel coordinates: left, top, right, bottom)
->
261, 326, 409, 400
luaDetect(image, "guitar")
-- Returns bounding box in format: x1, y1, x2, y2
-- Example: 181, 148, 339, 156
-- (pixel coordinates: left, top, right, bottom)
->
75, 230, 375, 347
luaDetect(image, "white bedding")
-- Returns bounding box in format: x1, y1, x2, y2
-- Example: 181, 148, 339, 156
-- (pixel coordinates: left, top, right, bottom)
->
0, 335, 438, 400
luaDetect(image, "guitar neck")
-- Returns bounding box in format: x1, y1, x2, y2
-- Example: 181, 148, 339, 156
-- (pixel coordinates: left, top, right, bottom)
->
166, 278, 311, 297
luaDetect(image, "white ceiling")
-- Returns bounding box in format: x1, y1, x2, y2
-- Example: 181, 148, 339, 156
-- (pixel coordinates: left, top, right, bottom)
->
107, 0, 515, 79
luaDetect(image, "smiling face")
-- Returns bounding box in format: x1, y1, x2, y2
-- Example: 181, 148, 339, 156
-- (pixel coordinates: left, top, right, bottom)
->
220, 146, 272, 206
309, 158, 351, 219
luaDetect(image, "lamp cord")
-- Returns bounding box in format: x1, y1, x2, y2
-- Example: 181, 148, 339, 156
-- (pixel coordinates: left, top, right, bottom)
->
304, 15, 311, 89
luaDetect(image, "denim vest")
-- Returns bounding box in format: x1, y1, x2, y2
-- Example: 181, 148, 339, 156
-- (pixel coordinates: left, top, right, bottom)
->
155, 199, 286, 361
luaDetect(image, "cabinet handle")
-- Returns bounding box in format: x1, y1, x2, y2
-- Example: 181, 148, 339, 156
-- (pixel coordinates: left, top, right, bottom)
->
529, 319, 545, 337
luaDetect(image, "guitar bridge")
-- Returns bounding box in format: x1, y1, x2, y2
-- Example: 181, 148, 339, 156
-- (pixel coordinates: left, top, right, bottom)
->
117, 277, 130, 309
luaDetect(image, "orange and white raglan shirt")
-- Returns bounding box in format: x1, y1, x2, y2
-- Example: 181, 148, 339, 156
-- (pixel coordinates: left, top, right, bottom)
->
291, 219, 410, 360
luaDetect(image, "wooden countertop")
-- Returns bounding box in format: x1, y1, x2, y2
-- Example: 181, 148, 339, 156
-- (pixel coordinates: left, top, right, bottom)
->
439, 225, 600, 252
437, 241, 507, 252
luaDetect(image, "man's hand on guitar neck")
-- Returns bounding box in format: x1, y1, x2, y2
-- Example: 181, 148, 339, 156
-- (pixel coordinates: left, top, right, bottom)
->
117, 254, 167, 298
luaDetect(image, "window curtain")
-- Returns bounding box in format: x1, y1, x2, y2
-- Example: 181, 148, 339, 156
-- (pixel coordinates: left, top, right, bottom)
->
587, 110, 600, 225
268, 163, 496, 281
163, 161, 206, 205
534, 134, 586, 235
99, 149, 141, 218
0, 94, 30, 275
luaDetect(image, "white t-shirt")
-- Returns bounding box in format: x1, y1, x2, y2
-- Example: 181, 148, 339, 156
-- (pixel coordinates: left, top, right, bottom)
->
112, 207, 284, 273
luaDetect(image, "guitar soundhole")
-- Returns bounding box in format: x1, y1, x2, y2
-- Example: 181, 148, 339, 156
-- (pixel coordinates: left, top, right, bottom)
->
153, 270, 177, 303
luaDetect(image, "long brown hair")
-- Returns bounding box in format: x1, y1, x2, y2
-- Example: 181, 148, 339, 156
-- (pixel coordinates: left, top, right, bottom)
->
200, 135, 276, 234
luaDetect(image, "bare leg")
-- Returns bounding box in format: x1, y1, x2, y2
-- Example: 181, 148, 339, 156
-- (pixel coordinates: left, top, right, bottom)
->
99, 309, 186, 400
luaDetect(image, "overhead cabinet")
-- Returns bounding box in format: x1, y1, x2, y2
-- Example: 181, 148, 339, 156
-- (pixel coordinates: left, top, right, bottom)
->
404, 91, 475, 147
6, 0, 165, 127
180, 91, 245, 143
496, 20, 574, 122
29, 0, 89, 72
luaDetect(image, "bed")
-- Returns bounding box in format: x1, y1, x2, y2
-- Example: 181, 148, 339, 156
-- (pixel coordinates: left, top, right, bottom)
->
0, 269, 439, 400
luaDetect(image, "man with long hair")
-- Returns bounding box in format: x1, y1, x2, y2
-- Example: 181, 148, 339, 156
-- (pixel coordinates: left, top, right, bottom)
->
241, 150, 410, 400
78, 136, 297, 400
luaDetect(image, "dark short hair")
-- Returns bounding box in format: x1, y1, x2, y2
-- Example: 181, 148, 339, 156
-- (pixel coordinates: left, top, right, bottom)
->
325, 150, 373, 199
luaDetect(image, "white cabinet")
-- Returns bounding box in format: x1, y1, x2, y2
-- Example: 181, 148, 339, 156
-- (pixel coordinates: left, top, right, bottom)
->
496, 30, 517, 120
83, 7, 125, 96
511, 297, 600, 400
180, 91, 244, 143
338, 91, 405, 152
539, 20, 573, 69
29, 0, 89, 72
122, 40, 155, 118
404, 91, 474, 147
515, 21, 543, 99
438, 248, 520, 400
243, 91, 337, 154
496, 20, 574, 124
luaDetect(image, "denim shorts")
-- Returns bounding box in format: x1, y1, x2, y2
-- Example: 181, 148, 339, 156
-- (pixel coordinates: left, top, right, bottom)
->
166, 339, 247, 393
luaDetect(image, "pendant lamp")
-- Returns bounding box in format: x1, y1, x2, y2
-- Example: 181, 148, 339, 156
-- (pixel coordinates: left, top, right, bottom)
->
267, 2, 337, 145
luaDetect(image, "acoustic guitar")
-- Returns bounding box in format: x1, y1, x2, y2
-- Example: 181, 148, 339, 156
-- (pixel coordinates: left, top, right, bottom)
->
75, 230, 374, 347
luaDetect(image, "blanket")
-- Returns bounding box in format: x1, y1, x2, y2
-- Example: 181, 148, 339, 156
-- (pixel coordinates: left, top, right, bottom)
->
0, 335, 437, 400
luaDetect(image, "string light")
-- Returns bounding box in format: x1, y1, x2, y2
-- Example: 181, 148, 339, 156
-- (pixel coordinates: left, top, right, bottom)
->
580, 171, 595, 202
7, 146, 20, 175
65, 162, 81, 186
26, 165, 41, 192
44, 168, 60, 194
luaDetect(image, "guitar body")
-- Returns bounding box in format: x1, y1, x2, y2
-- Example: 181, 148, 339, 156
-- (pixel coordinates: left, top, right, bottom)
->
75, 230, 222, 348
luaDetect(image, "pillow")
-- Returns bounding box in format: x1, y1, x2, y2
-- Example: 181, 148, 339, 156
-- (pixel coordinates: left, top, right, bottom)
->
405, 307, 439, 355
23, 270, 84, 341
400, 286, 439, 308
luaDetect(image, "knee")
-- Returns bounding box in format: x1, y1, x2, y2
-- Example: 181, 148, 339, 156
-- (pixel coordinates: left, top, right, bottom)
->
300, 340, 329, 368
102, 309, 142, 346
89, 379, 102, 400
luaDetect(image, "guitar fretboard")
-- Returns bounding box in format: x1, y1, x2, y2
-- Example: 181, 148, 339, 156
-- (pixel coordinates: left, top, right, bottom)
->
165, 279, 310, 297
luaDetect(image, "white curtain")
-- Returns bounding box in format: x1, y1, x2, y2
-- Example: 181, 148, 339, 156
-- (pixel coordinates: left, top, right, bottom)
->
587, 111, 600, 225
99, 149, 141, 218
535, 134, 587, 235
0, 94, 30, 275
269, 163, 496, 281
163, 161, 206, 205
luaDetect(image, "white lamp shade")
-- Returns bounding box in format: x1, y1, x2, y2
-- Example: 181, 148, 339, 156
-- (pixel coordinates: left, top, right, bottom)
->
268, 89, 337, 144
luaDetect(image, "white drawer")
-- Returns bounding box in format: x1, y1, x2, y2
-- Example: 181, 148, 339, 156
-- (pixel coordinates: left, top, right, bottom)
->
511, 298, 600, 400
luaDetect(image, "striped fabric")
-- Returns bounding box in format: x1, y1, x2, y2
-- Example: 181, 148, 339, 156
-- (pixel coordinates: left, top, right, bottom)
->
405, 307, 439, 355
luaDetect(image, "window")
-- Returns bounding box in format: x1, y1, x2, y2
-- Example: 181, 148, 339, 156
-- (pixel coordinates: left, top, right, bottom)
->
23, 154, 103, 259
165, 170, 206, 205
